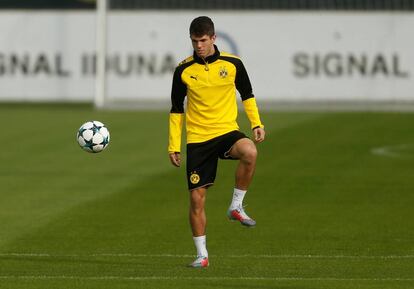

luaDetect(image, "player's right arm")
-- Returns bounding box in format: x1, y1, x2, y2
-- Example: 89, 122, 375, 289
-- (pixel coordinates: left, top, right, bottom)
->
169, 152, 181, 167
168, 65, 186, 167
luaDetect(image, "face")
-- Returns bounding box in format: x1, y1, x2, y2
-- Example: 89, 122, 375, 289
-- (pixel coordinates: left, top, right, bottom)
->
190, 34, 216, 59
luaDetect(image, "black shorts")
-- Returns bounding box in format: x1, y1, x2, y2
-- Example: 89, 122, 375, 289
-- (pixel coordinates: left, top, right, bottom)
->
186, 130, 248, 191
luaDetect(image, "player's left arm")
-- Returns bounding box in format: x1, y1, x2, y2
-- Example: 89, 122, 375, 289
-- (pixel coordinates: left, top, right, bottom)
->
253, 126, 265, 143
244, 98, 265, 143
234, 59, 265, 143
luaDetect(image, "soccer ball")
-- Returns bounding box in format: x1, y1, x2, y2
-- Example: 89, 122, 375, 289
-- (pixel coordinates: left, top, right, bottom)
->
77, 120, 110, 153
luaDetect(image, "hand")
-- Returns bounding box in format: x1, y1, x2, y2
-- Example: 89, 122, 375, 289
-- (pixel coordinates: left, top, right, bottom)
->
253, 127, 265, 143
169, 152, 181, 167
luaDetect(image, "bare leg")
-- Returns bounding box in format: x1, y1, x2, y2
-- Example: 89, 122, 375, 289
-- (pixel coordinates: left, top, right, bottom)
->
189, 187, 207, 236
229, 138, 258, 190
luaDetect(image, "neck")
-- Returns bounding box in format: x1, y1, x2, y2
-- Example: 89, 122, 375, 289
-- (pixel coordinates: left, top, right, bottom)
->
194, 45, 219, 64
201, 46, 215, 59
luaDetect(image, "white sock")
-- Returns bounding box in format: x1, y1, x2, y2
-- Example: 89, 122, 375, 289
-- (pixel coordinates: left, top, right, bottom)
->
193, 235, 208, 257
230, 188, 247, 210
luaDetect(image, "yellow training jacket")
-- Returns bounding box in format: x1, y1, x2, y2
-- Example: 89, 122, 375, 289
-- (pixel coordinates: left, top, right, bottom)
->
168, 45, 263, 153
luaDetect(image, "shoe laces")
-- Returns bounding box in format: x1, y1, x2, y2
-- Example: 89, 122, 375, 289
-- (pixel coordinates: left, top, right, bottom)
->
195, 255, 207, 262
235, 205, 251, 220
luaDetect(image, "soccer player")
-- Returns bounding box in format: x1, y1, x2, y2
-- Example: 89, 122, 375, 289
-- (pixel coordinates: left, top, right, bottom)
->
168, 16, 265, 268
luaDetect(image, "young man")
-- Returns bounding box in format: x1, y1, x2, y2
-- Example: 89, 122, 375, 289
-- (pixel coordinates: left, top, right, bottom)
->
168, 16, 265, 268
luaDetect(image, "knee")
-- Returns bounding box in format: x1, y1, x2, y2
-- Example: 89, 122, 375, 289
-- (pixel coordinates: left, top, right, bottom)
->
190, 189, 205, 212
241, 144, 257, 164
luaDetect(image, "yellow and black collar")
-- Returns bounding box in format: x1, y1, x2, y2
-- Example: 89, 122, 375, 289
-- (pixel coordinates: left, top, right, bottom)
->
192, 45, 220, 64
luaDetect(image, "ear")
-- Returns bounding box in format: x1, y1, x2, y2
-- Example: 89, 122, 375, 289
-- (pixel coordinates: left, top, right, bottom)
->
211, 34, 216, 42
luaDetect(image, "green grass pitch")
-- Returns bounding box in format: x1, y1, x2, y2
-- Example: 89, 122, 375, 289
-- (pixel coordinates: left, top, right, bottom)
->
0, 103, 413, 289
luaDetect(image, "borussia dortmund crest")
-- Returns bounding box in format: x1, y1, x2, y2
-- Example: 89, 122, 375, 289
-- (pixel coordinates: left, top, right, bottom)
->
190, 172, 200, 184
219, 66, 228, 78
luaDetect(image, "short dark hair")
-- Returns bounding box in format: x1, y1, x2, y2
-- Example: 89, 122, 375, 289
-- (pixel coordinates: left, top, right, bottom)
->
189, 16, 215, 37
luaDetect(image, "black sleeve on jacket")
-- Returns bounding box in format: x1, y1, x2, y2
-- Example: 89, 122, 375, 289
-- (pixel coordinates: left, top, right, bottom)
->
170, 67, 186, 113
170, 60, 195, 113
219, 56, 254, 101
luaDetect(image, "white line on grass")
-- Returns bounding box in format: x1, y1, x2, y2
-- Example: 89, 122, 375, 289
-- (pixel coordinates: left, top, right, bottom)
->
227, 254, 414, 259
0, 253, 413, 259
371, 144, 414, 158
0, 275, 413, 282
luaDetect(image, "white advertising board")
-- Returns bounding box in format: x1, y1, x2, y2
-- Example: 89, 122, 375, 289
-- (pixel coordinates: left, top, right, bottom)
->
0, 11, 413, 103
